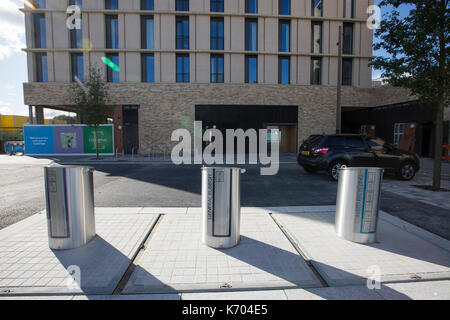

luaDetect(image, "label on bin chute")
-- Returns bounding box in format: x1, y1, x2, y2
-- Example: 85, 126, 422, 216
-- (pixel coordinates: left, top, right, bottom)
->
45, 167, 70, 238
354, 169, 379, 234
206, 169, 231, 238
207, 170, 214, 225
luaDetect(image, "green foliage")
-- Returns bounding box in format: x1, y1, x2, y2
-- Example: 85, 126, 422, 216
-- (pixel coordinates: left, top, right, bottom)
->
52, 114, 76, 124
71, 64, 111, 158
71, 64, 111, 126
373, 0, 449, 104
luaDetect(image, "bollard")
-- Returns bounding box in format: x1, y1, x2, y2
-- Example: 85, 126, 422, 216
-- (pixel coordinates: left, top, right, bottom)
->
335, 167, 384, 244
201, 167, 243, 249
44, 164, 96, 250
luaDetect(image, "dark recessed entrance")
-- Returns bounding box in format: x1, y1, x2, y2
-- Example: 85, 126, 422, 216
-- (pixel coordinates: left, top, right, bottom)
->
195, 105, 299, 153
123, 105, 139, 155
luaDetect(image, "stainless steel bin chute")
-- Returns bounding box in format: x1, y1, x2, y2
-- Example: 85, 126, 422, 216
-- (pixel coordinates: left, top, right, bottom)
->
335, 167, 384, 244
202, 167, 242, 249
44, 165, 96, 250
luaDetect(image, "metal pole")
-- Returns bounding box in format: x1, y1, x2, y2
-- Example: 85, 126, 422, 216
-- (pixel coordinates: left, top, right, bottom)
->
336, 26, 343, 134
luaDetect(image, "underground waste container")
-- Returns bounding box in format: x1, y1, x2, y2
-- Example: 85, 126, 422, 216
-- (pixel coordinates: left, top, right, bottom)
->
335, 167, 384, 244
201, 167, 243, 249
44, 165, 96, 250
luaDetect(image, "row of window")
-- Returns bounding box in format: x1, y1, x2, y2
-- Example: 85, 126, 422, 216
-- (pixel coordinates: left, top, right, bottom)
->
34, 14, 354, 56
35, 52, 353, 86
34, 0, 355, 16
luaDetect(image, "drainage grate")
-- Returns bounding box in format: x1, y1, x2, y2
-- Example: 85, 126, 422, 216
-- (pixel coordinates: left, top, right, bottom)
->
269, 213, 329, 288
112, 214, 164, 295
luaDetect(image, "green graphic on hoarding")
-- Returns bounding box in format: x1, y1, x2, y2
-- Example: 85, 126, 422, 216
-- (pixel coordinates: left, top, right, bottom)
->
83, 126, 113, 154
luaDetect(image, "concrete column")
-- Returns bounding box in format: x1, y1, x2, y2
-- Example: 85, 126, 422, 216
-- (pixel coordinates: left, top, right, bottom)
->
28, 106, 34, 124
35, 107, 45, 124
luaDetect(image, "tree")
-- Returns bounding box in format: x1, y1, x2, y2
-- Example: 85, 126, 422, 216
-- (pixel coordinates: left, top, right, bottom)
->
71, 65, 111, 159
373, 0, 449, 190
52, 114, 77, 124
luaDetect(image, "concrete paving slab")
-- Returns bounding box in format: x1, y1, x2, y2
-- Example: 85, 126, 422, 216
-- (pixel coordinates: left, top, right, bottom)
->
123, 213, 322, 294
0, 295, 74, 300
272, 209, 450, 287
240, 207, 287, 214
376, 280, 450, 300
0, 213, 158, 296
182, 290, 287, 300
141, 207, 188, 214
284, 285, 384, 300
72, 294, 181, 300
95, 207, 144, 214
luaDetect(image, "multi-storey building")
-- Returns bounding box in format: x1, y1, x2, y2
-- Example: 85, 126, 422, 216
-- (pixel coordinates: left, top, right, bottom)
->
22, 0, 415, 154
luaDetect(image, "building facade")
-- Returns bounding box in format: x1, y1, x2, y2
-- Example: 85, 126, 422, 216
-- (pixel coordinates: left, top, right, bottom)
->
22, 0, 416, 154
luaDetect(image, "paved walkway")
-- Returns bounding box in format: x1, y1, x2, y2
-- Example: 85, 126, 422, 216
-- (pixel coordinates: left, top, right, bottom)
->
0, 207, 449, 300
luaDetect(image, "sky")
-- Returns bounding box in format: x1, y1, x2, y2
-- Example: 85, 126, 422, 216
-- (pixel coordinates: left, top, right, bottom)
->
0, 0, 413, 117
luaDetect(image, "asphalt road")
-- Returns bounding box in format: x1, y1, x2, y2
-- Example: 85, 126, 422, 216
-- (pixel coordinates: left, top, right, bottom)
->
0, 156, 449, 240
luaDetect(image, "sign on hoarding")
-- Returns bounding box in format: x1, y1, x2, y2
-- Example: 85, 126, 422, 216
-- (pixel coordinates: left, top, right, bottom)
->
24, 125, 114, 156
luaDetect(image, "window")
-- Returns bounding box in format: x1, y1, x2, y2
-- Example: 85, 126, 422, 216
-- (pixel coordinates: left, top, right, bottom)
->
211, 0, 224, 12
245, 0, 258, 13
141, 16, 154, 49
393, 123, 405, 147
278, 56, 290, 84
245, 19, 258, 51
210, 18, 224, 50
211, 54, 224, 83
245, 55, 257, 83
360, 125, 368, 135
311, 57, 322, 85
33, 13, 46, 48
141, 0, 154, 10
279, 20, 290, 52
105, 0, 118, 9
106, 54, 119, 82
311, 0, 323, 17
69, 0, 82, 7
344, 0, 355, 18
71, 53, 84, 82
176, 0, 189, 11
70, 12, 82, 48
342, 58, 352, 86
35, 53, 48, 82
346, 137, 365, 148
176, 16, 189, 49
279, 0, 290, 15
105, 15, 118, 49
343, 23, 354, 54
33, 0, 46, 8
311, 21, 322, 53
176, 54, 189, 82
324, 136, 347, 147
141, 54, 154, 82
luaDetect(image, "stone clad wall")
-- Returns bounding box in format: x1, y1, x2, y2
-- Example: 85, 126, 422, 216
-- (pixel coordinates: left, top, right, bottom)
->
23, 82, 418, 154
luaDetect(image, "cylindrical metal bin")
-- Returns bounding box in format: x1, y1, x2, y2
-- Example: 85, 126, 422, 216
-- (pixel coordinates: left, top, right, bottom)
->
44, 165, 96, 250
335, 167, 384, 244
202, 167, 242, 249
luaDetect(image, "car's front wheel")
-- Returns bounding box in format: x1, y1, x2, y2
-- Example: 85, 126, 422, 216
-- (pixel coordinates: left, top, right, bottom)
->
397, 162, 416, 181
328, 160, 348, 181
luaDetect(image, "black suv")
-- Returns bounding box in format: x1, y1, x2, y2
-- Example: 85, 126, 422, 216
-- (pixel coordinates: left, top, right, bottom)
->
297, 134, 420, 181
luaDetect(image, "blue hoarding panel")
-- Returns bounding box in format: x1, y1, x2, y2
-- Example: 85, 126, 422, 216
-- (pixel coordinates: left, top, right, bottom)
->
24, 126, 55, 155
